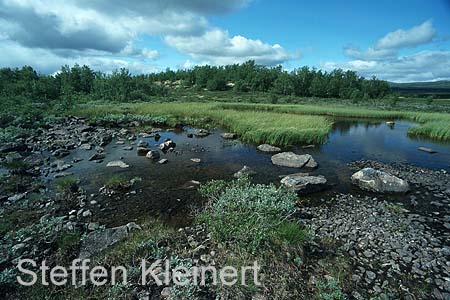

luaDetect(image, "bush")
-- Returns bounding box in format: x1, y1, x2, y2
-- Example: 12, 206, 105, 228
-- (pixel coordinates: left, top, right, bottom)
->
198, 177, 299, 252
55, 176, 79, 193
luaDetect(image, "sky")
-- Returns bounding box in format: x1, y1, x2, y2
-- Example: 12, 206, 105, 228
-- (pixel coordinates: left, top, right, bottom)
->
0, 0, 449, 82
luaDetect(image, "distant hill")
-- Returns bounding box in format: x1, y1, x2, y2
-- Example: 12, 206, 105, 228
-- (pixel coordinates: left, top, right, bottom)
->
389, 80, 450, 89
389, 80, 450, 98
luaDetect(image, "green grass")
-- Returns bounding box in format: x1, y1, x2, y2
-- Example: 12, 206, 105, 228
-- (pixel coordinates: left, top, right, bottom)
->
72, 101, 450, 144
72, 102, 332, 145
217, 102, 450, 141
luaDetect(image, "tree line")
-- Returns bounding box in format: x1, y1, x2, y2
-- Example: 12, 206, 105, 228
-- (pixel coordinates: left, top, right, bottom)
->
0, 61, 391, 105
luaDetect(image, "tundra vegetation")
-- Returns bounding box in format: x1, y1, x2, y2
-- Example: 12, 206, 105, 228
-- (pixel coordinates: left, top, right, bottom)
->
0, 61, 449, 299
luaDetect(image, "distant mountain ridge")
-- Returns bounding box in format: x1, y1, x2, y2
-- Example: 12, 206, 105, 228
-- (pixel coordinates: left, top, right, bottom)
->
389, 80, 450, 89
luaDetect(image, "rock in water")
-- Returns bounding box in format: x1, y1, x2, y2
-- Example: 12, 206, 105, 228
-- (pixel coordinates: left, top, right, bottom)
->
257, 144, 281, 153
194, 129, 210, 137
418, 147, 437, 154
137, 147, 150, 156
159, 139, 176, 151
271, 152, 315, 168
221, 133, 238, 139
281, 174, 327, 195
88, 152, 106, 161
233, 166, 257, 178
106, 160, 129, 168
146, 150, 160, 160
79, 222, 141, 259
351, 168, 409, 193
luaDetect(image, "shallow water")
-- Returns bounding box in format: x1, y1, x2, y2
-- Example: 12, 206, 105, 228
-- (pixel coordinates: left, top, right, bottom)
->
54, 118, 450, 226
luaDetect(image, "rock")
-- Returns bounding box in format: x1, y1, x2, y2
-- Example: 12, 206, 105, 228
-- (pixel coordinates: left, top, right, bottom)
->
159, 139, 176, 151
79, 143, 92, 150
304, 156, 318, 168
271, 152, 314, 168
79, 222, 141, 259
181, 180, 201, 190
137, 147, 150, 156
88, 222, 100, 231
187, 133, 194, 138
257, 144, 281, 153
386, 121, 395, 126
77, 125, 94, 133
54, 172, 73, 178
99, 134, 112, 146
137, 140, 149, 147
7, 193, 26, 202
158, 159, 168, 164
190, 158, 201, 163
106, 160, 129, 168
233, 166, 256, 178
418, 147, 437, 154
146, 150, 160, 160
123, 146, 133, 151
52, 149, 70, 158
281, 174, 327, 195
89, 153, 106, 161
351, 168, 410, 193
82, 210, 92, 218
161, 287, 171, 299
194, 129, 210, 137
221, 133, 238, 139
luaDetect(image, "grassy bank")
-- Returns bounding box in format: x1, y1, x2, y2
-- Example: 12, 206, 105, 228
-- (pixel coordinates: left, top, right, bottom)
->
72, 102, 333, 145
217, 103, 450, 141
73, 101, 450, 143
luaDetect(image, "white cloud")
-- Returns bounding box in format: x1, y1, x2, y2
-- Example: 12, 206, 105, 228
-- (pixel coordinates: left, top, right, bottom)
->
165, 28, 296, 66
0, 0, 295, 73
375, 20, 436, 50
333, 20, 448, 82
324, 51, 450, 82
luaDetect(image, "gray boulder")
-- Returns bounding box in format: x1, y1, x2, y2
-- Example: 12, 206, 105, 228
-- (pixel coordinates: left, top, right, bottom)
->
281, 173, 327, 195
137, 147, 150, 156
233, 166, 256, 178
351, 168, 410, 193
271, 152, 316, 168
257, 144, 281, 153
79, 222, 141, 259
221, 133, 238, 139
146, 150, 160, 160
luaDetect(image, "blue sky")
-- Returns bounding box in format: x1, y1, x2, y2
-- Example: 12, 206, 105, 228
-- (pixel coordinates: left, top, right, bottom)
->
0, 0, 449, 82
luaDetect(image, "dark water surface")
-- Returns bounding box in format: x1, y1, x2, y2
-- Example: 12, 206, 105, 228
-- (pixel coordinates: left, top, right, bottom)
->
57, 119, 450, 226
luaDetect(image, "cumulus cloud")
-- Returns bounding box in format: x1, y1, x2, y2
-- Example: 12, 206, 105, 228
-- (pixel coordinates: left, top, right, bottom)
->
0, 0, 294, 73
374, 20, 436, 50
324, 51, 450, 82
333, 20, 449, 82
165, 28, 296, 65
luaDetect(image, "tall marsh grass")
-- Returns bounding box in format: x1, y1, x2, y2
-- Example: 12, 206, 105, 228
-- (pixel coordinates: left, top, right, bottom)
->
73, 102, 332, 145
72, 101, 450, 143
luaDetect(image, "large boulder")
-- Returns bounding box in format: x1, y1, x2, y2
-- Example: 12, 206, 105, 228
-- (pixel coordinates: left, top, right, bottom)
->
271, 152, 317, 168
79, 222, 141, 259
106, 160, 129, 168
257, 144, 281, 153
281, 173, 327, 195
351, 168, 410, 193
159, 139, 176, 151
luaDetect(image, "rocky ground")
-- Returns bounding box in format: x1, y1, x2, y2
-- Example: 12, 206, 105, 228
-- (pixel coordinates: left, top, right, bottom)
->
1, 117, 450, 299
300, 160, 450, 299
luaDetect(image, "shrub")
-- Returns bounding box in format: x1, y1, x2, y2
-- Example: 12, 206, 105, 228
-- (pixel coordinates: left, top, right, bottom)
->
198, 177, 298, 252
55, 176, 79, 193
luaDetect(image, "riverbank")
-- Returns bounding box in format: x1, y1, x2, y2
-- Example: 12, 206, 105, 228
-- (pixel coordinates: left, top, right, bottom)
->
71, 102, 450, 144
1, 116, 449, 299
